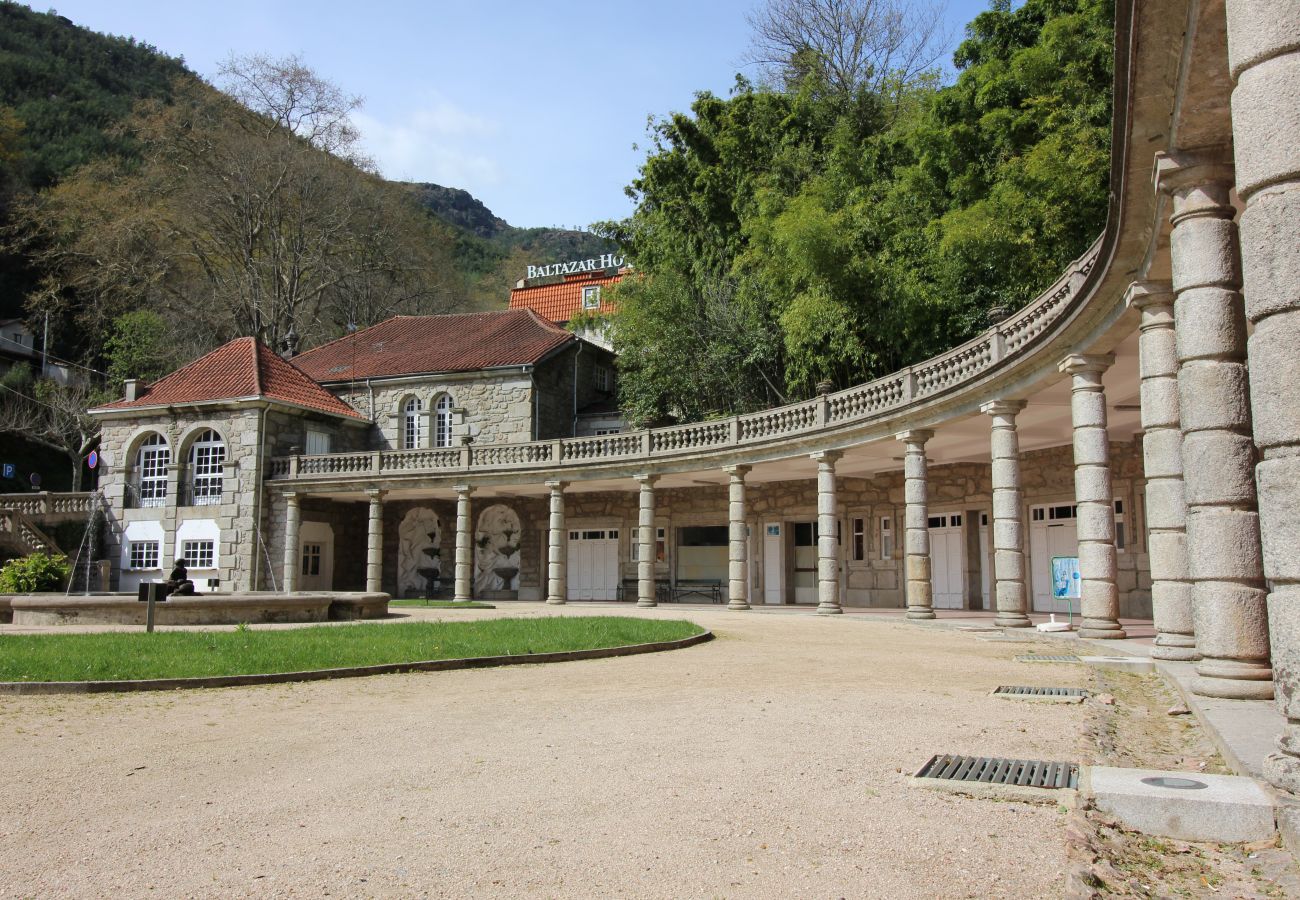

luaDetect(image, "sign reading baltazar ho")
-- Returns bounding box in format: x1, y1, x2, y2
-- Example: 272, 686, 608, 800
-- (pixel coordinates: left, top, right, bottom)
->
527, 253, 625, 280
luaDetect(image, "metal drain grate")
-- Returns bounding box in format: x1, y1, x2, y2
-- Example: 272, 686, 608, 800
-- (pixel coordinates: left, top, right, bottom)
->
915, 754, 1079, 789
993, 685, 1089, 698
1015, 654, 1081, 663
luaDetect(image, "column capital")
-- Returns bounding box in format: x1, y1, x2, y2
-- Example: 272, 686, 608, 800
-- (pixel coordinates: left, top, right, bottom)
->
284, 491, 300, 504
452, 483, 474, 497
722, 464, 751, 478
1124, 280, 1175, 311
365, 488, 387, 502
980, 399, 1026, 417
1152, 148, 1235, 196
544, 479, 568, 491
894, 429, 934, 446
808, 450, 842, 464
633, 473, 659, 487
1058, 352, 1115, 377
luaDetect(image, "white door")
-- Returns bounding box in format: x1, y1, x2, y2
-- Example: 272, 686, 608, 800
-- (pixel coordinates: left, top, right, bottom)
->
763, 522, 783, 604
929, 513, 965, 609
979, 512, 991, 609
1030, 504, 1079, 613
299, 521, 334, 591
567, 529, 619, 600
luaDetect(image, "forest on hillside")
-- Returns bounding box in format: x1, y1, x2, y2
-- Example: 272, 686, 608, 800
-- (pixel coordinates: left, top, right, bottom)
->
600, 0, 1114, 426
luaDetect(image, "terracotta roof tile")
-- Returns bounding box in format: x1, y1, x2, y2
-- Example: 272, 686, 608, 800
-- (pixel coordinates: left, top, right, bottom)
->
93, 337, 364, 419
292, 309, 574, 382
509, 270, 624, 323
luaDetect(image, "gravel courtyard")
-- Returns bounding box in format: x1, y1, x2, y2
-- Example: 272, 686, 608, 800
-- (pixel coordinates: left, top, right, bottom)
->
1, 606, 1095, 898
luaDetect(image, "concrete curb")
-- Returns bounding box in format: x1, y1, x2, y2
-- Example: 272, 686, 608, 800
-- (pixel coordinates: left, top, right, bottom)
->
0, 630, 714, 695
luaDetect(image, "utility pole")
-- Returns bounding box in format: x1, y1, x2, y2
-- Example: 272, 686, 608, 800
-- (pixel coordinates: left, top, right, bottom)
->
41, 311, 48, 379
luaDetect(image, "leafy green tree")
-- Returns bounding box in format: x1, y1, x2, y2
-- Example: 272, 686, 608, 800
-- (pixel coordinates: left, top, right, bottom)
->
103, 310, 182, 389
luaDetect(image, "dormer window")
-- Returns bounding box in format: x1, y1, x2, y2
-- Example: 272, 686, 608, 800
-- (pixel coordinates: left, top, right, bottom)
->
582, 286, 601, 310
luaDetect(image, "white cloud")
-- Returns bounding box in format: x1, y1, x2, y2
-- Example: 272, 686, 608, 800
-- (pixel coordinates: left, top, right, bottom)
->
354, 93, 503, 188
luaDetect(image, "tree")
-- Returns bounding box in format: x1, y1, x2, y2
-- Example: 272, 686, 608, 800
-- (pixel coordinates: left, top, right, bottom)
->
103, 310, 183, 389
744, 0, 951, 98
0, 365, 104, 490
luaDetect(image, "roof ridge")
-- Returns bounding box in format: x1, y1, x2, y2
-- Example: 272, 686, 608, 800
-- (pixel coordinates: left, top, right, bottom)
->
132, 335, 245, 397
291, 317, 403, 362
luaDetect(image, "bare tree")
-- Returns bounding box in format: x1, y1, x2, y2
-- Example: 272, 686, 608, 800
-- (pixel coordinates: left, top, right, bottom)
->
744, 0, 951, 97
0, 369, 104, 491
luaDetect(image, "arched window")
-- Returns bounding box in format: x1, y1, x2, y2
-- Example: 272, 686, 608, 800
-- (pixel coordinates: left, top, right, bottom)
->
135, 433, 170, 508
434, 394, 455, 448
403, 397, 425, 449
189, 429, 226, 506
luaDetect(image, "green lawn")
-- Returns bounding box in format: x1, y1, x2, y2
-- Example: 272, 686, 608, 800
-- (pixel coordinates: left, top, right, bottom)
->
389, 599, 496, 609
0, 616, 704, 682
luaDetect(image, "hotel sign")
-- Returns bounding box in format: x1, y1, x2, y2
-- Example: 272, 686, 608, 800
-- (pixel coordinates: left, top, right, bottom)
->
527, 253, 625, 280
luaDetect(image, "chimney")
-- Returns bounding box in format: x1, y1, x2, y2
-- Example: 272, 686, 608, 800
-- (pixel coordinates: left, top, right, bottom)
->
124, 379, 140, 402
280, 327, 300, 359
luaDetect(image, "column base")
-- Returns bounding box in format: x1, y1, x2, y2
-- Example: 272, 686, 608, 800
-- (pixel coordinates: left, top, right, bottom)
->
994, 613, 1032, 628
727, 601, 751, 611
1191, 658, 1275, 699
637, 599, 657, 608
816, 603, 842, 615
1265, 725, 1300, 793
906, 607, 936, 620
1151, 634, 1199, 661
545, 598, 566, 606
1078, 617, 1126, 640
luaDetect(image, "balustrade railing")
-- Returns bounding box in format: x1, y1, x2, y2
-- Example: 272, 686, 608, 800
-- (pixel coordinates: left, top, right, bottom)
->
266, 238, 1102, 482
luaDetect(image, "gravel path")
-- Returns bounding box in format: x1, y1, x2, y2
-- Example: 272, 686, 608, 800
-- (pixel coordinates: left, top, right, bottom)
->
0, 605, 1091, 898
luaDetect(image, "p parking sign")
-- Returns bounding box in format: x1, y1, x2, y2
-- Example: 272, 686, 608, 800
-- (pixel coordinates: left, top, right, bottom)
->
2, 463, 14, 480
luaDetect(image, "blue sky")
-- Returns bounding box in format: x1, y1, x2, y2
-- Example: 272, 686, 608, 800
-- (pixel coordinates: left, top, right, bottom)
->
47, 0, 994, 229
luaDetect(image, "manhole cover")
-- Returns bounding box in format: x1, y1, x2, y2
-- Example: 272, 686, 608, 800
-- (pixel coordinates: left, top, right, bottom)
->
1140, 776, 1209, 790
993, 685, 1089, 698
915, 754, 1079, 789
1015, 654, 1081, 663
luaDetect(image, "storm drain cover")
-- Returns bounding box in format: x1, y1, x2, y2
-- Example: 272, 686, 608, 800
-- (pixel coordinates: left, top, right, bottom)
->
993, 685, 1089, 698
1015, 654, 1081, 663
915, 754, 1079, 789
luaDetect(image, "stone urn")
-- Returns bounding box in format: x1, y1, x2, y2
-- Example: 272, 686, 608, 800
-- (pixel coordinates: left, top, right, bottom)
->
986, 304, 1011, 325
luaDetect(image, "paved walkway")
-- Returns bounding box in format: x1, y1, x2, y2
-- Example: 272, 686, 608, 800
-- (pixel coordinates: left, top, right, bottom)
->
0, 606, 1149, 897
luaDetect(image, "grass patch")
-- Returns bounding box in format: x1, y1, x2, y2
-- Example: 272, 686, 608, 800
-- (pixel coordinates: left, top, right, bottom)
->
0, 616, 705, 682
389, 599, 496, 609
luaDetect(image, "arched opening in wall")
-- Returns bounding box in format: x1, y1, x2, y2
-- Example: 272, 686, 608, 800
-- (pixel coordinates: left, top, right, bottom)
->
434, 394, 454, 448
131, 433, 170, 509
474, 504, 520, 595
402, 397, 425, 449
398, 507, 442, 598
187, 429, 226, 506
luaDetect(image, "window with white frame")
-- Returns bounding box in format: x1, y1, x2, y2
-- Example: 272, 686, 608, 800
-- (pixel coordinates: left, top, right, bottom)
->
594, 427, 621, 435
128, 541, 160, 570
631, 526, 667, 563
879, 515, 893, 560
403, 396, 425, 449
305, 429, 331, 456
851, 517, 866, 562
181, 539, 215, 569
582, 285, 601, 310
594, 364, 611, 392
301, 543, 322, 577
189, 430, 225, 505
434, 394, 454, 448
135, 433, 170, 507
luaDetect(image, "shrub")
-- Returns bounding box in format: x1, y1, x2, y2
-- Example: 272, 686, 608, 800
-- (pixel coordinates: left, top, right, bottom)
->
0, 552, 72, 593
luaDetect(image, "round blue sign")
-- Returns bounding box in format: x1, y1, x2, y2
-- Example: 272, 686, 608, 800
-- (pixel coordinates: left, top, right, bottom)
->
87, 450, 99, 469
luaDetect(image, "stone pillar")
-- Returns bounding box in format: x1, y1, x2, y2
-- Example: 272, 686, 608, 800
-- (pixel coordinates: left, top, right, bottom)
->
282, 491, 300, 593
811, 451, 843, 614
635, 474, 658, 608
1225, 7, 1300, 786
1058, 354, 1125, 640
1127, 281, 1197, 661
980, 401, 1031, 628
453, 484, 474, 602
546, 480, 567, 605
896, 430, 934, 620
365, 489, 385, 593
1156, 150, 1273, 699
724, 465, 751, 611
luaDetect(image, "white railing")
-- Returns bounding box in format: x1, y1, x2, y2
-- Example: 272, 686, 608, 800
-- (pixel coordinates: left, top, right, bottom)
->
268, 237, 1103, 482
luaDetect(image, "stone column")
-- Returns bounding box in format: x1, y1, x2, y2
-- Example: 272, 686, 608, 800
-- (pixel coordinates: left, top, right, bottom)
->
724, 465, 751, 611
282, 491, 300, 593
980, 401, 1031, 628
635, 474, 658, 608
896, 430, 934, 620
453, 484, 474, 602
365, 489, 385, 593
811, 451, 843, 614
1225, 7, 1300, 786
1156, 150, 1273, 699
1127, 281, 1197, 660
1058, 354, 1125, 640
546, 480, 567, 605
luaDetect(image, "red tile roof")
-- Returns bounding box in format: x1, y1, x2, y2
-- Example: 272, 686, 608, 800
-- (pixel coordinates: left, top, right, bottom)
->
292, 309, 575, 382
92, 337, 365, 419
509, 270, 625, 323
